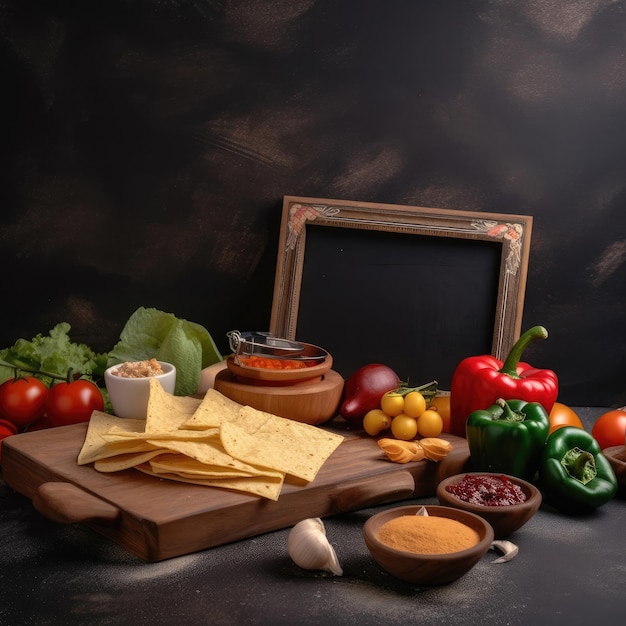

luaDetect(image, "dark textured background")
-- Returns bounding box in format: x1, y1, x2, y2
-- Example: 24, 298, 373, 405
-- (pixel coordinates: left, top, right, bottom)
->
1, 0, 625, 406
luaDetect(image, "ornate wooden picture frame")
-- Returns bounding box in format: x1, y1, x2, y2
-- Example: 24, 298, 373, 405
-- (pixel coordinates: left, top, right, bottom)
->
270, 196, 533, 387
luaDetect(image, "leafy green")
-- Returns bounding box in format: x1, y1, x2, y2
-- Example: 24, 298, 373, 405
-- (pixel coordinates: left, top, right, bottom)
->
107, 307, 222, 396
0, 323, 108, 386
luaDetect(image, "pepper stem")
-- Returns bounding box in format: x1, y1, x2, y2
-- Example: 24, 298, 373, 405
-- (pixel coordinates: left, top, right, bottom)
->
496, 398, 526, 422
499, 326, 548, 378
561, 447, 597, 485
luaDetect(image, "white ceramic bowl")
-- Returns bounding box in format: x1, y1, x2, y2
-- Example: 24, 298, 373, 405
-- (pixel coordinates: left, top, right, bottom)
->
104, 360, 176, 419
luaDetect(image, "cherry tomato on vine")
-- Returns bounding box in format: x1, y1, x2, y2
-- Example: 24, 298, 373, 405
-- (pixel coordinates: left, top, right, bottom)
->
0, 376, 49, 426
548, 402, 584, 435
403, 391, 426, 418
416, 409, 443, 438
391, 414, 418, 440
363, 409, 391, 436
428, 395, 451, 433
591, 409, 626, 450
380, 392, 404, 417
46, 379, 104, 426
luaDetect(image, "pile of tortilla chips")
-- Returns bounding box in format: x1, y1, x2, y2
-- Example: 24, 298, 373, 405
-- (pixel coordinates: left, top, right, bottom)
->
77, 379, 344, 500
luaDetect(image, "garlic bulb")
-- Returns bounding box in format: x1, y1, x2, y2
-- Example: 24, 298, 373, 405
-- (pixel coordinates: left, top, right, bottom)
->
287, 518, 343, 576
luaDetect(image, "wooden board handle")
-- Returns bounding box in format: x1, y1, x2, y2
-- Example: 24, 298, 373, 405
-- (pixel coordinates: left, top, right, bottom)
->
33, 482, 120, 526
333, 471, 416, 512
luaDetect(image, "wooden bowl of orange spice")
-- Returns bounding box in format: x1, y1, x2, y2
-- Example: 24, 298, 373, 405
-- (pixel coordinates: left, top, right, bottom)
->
362, 505, 494, 585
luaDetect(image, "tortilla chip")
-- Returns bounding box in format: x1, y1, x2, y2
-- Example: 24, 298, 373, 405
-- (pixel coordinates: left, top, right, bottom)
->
144, 437, 283, 478
101, 425, 220, 442
145, 378, 202, 433
80, 380, 343, 500
179, 387, 242, 430
148, 454, 267, 479
219, 406, 343, 482
77, 411, 150, 465
135, 463, 284, 500
94, 449, 166, 472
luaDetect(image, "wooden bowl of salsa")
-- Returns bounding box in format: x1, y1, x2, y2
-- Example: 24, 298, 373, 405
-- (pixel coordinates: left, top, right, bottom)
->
437, 472, 542, 538
225, 346, 332, 385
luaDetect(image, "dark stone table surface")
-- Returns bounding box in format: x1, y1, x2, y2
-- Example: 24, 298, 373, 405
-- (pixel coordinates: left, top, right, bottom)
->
1, 407, 624, 625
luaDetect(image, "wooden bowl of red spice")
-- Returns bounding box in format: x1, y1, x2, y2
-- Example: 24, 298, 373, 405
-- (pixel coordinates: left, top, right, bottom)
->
362, 504, 494, 585
437, 472, 542, 538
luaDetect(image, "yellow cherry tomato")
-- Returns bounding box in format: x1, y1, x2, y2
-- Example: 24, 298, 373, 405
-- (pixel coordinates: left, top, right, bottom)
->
380, 391, 404, 417
416, 409, 444, 438
363, 409, 391, 436
428, 395, 451, 433
391, 414, 418, 440
403, 391, 426, 418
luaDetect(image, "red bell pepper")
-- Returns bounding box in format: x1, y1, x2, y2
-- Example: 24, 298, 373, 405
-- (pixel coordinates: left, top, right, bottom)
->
449, 326, 558, 438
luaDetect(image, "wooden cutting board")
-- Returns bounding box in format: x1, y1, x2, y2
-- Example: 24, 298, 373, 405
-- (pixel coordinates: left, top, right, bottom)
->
2, 423, 470, 562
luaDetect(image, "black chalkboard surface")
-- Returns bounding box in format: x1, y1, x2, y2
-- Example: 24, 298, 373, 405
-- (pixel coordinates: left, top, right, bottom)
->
270, 196, 533, 392
296, 225, 501, 388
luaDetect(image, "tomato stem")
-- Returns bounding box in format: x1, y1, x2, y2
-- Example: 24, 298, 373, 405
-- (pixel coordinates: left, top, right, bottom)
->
1, 359, 79, 383
394, 380, 439, 398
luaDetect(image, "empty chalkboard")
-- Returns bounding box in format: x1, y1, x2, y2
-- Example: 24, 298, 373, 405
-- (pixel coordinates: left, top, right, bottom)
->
270, 196, 533, 389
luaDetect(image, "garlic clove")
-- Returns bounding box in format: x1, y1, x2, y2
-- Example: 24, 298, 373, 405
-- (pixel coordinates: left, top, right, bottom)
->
490, 540, 519, 563
287, 518, 343, 576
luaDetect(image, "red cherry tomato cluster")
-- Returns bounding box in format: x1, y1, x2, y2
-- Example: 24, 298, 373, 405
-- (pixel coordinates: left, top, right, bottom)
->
0, 375, 104, 458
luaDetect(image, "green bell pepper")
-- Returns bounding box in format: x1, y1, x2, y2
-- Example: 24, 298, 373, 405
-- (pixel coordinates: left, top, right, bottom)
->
539, 425, 617, 514
466, 398, 550, 481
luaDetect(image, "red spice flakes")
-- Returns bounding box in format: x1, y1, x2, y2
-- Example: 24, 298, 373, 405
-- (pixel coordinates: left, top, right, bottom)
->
445, 474, 527, 506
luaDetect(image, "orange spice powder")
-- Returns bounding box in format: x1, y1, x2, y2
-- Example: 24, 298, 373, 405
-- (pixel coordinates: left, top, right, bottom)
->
377, 515, 480, 554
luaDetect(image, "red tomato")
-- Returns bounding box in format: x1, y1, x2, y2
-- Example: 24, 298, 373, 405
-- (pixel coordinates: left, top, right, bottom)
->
46, 379, 104, 426
0, 418, 18, 436
549, 402, 584, 435
591, 409, 626, 450
0, 376, 49, 426
23, 415, 55, 432
0, 418, 18, 463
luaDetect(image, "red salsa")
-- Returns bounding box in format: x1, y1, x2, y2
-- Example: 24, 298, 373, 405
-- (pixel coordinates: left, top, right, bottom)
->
239, 355, 316, 370
445, 474, 527, 506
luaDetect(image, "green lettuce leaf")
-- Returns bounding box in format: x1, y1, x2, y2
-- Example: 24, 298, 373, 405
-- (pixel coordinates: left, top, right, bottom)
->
107, 307, 222, 396
0, 323, 107, 385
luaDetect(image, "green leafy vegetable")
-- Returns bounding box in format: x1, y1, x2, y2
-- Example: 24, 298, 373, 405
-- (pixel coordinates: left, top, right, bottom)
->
107, 307, 222, 396
0, 323, 107, 386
